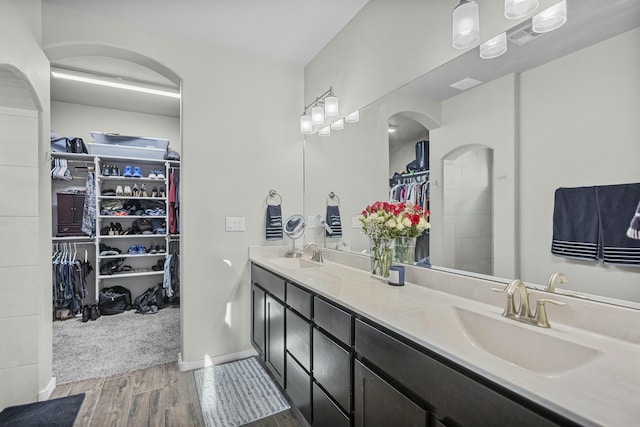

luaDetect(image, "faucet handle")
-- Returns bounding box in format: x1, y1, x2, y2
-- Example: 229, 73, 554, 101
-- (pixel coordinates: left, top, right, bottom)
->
534, 298, 566, 328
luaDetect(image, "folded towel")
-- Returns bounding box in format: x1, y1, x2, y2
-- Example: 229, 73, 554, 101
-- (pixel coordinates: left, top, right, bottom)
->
596, 183, 640, 266
266, 204, 283, 241
551, 186, 599, 261
326, 205, 342, 237
627, 200, 640, 240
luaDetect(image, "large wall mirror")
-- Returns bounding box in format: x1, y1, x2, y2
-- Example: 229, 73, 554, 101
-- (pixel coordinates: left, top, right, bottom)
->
304, 0, 640, 308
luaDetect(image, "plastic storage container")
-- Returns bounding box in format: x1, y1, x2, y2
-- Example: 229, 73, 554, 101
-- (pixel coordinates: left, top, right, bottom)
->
90, 132, 170, 150
87, 143, 166, 160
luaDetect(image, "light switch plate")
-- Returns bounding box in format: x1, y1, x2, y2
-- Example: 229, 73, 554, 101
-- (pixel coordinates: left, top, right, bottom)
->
225, 216, 245, 231
307, 215, 317, 229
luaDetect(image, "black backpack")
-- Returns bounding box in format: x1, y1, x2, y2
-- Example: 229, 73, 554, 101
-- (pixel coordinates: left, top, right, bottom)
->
98, 285, 132, 315
134, 283, 165, 314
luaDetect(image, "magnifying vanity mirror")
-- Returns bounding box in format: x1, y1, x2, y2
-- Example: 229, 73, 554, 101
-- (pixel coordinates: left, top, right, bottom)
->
304, 0, 640, 308
284, 214, 306, 258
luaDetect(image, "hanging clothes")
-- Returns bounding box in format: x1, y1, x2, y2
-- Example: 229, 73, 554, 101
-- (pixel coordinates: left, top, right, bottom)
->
168, 169, 179, 234
52, 244, 92, 319
82, 170, 96, 236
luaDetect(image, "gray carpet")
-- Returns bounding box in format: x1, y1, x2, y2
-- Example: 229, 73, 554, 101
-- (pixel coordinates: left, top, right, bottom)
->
194, 357, 290, 427
53, 306, 180, 384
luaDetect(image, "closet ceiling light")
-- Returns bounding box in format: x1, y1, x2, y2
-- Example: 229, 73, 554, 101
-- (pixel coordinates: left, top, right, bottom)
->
452, 0, 480, 49
504, 0, 539, 19
480, 32, 508, 59
345, 110, 360, 123
319, 126, 331, 137
331, 119, 344, 130
532, 0, 567, 33
50, 69, 180, 99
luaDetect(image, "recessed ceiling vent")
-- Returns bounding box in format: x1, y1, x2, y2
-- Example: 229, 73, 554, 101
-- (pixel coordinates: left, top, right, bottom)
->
508, 23, 544, 46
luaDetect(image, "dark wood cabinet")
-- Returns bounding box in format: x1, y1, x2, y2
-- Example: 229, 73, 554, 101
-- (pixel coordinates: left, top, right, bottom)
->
265, 294, 285, 388
312, 382, 350, 427
313, 327, 351, 414
251, 284, 266, 359
286, 353, 312, 425
353, 359, 427, 427
56, 192, 85, 236
286, 308, 311, 372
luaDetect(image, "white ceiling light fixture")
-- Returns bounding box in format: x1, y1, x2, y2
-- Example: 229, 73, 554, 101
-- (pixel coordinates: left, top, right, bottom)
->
331, 119, 344, 130
532, 0, 567, 33
480, 32, 508, 59
345, 110, 360, 123
452, 0, 480, 49
50, 67, 180, 99
504, 0, 539, 19
300, 86, 341, 134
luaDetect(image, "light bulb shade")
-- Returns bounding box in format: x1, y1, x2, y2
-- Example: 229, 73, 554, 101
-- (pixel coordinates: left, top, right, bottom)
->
311, 105, 325, 126
532, 0, 567, 33
452, 0, 480, 49
300, 114, 313, 134
331, 119, 344, 130
504, 0, 539, 19
324, 96, 339, 118
319, 126, 331, 137
345, 110, 360, 123
480, 32, 507, 59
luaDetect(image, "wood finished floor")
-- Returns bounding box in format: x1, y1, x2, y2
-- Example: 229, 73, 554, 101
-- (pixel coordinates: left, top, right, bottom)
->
50, 362, 309, 427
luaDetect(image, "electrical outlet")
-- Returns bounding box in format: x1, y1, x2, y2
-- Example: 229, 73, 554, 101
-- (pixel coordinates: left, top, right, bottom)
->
225, 216, 245, 231
307, 215, 317, 229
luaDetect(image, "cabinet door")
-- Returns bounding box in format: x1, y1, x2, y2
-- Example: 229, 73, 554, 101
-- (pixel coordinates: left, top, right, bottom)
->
72, 193, 86, 222
286, 308, 311, 372
354, 359, 427, 427
266, 294, 285, 388
57, 193, 75, 224
312, 382, 350, 427
251, 284, 266, 359
286, 353, 312, 425
312, 327, 350, 413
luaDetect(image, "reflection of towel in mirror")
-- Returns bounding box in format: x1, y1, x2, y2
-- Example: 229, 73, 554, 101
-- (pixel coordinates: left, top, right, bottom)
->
627, 200, 640, 240
326, 205, 342, 237
596, 183, 640, 265
551, 186, 599, 261
266, 204, 283, 241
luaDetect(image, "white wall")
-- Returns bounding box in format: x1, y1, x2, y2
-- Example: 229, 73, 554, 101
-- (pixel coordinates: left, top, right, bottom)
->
0, 0, 52, 409
519, 28, 640, 302
42, 3, 304, 368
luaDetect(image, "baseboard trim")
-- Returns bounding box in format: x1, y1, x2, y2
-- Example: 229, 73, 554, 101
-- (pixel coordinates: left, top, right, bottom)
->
38, 376, 56, 402
178, 349, 258, 372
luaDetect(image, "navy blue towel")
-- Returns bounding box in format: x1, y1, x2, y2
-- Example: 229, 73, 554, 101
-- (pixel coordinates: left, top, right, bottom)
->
551, 186, 599, 261
266, 204, 283, 241
628, 200, 640, 240
326, 205, 342, 237
596, 183, 640, 266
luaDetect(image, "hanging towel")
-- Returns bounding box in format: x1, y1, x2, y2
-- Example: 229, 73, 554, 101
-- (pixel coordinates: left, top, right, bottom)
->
551, 186, 599, 261
266, 204, 283, 241
326, 205, 342, 237
596, 183, 640, 266
627, 200, 640, 240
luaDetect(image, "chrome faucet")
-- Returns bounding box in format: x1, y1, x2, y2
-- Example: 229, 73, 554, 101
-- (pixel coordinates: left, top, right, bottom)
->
304, 243, 324, 263
493, 279, 566, 328
546, 272, 568, 292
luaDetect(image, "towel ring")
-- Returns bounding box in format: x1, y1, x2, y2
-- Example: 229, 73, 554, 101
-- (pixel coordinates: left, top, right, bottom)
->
266, 189, 282, 206
327, 192, 340, 206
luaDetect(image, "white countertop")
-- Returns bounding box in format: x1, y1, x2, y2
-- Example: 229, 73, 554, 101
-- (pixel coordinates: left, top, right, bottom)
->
250, 248, 640, 426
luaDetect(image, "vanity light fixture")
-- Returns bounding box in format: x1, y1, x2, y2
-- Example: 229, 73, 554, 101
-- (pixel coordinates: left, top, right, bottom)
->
480, 32, 508, 59
532, 0, 567, 33
345, 110, 360, 123
319, 126, 331, 137
452, 0, 480, 49
300, 114, 313, 134
311, 105, 325, 126
331, 119, 344, 130
324, 95, 339, 119
504, 0, 539, 19
299, 86, 341, 134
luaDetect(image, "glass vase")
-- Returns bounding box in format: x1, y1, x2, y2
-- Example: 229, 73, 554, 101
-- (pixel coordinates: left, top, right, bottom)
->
370, 237, 393, 278
394, 236, 417, 264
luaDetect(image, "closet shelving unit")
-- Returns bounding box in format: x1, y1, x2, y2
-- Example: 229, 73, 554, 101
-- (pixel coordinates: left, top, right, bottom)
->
51, 151, 180, 305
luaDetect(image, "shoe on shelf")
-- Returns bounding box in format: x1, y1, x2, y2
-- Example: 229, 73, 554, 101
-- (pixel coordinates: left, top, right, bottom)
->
102, 164, 110, 176
141, 184, 148, 197
148, 170, 157, 179
128, 245, 137, 255
90, 304, 100, 321
138, 244, 147, 255
122, 165, 133, 177
159, 186, 166, 197
151, 186, 158, 198
148, 244, 157, 254
132, 183, 140, 197
159, 245, 166, 253
111, 165, 119, 176
124, 185, 132, 197
115, 185, 124, 196
133, 166, 143, 178
156, 170, 166, 180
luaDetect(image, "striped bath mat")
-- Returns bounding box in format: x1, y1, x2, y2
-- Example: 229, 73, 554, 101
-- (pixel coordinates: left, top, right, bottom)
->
194, 357, 290, 427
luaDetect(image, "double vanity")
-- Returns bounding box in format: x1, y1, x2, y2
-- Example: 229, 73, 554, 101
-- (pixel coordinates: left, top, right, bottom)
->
249, 246, 640, 426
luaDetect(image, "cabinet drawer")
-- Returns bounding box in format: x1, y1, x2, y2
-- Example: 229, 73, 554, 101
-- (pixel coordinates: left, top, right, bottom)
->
314, 297, 352, 345
313, 327, 350, 413
286, 354, 312, 425
312, 382, 350, 427
251, 263, 285, 301
286, 282, 312, 319
286, 308, 311, 372
355, 319, 561, 427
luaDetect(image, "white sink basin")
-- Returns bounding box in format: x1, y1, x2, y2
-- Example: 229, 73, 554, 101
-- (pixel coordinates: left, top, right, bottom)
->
454, 307, 601, 375
268, 258, 323, 269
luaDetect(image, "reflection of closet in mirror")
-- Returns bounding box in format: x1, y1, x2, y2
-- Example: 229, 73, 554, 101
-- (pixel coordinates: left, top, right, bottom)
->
388, 113, 430, 263
442, 146, 493, 276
